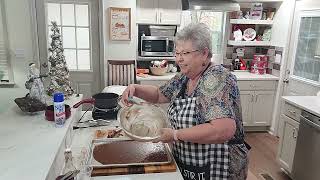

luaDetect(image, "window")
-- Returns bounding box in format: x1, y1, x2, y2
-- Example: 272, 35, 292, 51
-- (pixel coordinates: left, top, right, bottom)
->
293, 16, 320, 83
0, 1, 12, 83
47, 3, 91, 70
180, 11, 225, 55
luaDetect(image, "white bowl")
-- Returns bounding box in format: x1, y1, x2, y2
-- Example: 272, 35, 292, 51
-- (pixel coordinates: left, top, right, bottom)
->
117, 103, 168, 142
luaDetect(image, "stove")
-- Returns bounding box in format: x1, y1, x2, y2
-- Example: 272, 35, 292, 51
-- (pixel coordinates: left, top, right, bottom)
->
92, 106, 119, 120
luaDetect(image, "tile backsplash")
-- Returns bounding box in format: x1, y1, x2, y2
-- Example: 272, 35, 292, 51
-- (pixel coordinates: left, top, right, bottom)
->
224, 46, 284, 77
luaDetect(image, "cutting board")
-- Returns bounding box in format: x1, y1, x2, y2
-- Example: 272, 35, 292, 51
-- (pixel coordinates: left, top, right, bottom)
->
91, 161, 177, 176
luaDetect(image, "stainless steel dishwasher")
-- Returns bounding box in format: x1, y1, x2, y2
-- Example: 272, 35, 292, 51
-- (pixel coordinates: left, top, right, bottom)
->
292, 110, 320, 180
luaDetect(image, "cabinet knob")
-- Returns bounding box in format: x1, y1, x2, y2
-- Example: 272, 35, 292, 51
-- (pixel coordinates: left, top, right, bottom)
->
251, 94, 254, 102
289, 110, 296, 114
293, 128, 298, 139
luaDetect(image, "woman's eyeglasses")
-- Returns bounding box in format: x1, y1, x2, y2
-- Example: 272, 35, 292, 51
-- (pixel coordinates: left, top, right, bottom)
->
175, 50, 199, 58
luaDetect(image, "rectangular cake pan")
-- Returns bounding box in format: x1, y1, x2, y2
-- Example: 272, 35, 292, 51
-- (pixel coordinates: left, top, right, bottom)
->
87, 139, 172, 168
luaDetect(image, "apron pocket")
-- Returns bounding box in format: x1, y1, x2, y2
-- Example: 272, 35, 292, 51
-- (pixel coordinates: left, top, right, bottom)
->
175, 157, 211, 180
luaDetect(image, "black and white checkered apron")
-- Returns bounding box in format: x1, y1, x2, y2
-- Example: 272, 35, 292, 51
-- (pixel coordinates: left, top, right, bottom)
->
168, 80, 229, 180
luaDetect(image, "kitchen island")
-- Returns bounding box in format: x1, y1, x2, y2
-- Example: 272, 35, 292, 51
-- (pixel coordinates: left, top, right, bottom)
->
0, 93, 183, 180
0, 94, 82, 180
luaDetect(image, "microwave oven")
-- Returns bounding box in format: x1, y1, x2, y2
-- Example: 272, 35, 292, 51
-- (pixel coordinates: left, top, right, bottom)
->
140, 36, 175, 57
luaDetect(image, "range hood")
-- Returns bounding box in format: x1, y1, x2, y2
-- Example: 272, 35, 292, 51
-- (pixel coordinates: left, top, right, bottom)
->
181, 0, 240, 12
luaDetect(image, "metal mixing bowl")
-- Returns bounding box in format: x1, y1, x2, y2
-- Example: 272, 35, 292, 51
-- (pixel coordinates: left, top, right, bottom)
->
117, 103, 168, 142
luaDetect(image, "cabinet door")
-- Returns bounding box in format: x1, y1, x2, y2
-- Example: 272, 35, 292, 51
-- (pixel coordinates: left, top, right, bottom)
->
137, 0, 158, 24
239, 91, 253, 126
278, 114, 299, 174
158, 0, 181, 25
252, 91, 275, 126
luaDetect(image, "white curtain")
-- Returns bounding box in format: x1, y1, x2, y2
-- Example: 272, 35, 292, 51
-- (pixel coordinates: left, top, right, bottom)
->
0, 2, 9, 81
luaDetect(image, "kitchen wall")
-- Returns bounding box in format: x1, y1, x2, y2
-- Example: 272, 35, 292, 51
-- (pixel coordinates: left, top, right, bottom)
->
0, 0, 35, 113
102, 0, 137, 86
271, 0, 294, 48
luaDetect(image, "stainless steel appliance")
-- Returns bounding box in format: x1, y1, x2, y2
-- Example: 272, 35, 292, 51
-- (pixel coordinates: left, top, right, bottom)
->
140, 36, 175, 57
181, 0, 240, 11
292, 110, 320, 180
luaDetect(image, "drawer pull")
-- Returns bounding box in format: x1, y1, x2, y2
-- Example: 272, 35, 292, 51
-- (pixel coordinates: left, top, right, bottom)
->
289, 110, 296, 114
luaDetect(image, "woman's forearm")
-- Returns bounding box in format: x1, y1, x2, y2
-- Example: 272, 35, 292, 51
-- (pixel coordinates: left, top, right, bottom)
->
176, 118, 236, 144
133, 84, 161, 103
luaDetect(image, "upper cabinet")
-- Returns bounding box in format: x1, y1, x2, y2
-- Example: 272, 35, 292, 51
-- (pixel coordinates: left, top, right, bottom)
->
137, 0, 181, 25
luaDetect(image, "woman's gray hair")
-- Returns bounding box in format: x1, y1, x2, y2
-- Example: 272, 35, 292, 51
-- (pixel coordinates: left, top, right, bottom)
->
175, 23, 212, 59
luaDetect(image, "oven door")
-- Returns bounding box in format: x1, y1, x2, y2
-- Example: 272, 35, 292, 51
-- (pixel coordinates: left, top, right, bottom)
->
141, 36, 174, 57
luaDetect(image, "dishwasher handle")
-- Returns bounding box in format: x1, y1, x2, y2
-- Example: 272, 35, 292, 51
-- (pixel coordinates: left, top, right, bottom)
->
300, 115, 320, 131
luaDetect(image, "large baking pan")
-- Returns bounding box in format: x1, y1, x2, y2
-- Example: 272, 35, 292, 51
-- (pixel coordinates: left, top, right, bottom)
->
87, 139, 172, 168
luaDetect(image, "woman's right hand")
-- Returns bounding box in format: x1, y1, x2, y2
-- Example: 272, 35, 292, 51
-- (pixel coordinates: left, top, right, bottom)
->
121, 84, 136, 106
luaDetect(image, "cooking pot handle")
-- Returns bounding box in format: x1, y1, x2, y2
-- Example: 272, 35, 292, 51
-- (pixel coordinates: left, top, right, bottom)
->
73, 98, 95, 108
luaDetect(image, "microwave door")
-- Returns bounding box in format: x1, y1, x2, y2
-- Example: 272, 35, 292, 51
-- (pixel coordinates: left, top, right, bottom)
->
141, 40, 167, 56
141, 36, 174, 57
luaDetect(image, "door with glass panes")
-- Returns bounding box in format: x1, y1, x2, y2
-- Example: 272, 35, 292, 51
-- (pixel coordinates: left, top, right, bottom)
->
36, 0, 101, 102
283, 8, 320, 96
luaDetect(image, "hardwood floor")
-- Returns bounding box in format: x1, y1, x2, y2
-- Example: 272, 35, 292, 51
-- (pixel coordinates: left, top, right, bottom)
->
245, 132, 292, 180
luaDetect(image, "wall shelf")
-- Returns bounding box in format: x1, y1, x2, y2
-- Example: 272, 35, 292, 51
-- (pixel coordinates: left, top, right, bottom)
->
230, 19, 273, 25
228, 40, 271, 46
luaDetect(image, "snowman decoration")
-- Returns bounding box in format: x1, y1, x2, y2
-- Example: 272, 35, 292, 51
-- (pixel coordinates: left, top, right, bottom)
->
25, 63, 47, 104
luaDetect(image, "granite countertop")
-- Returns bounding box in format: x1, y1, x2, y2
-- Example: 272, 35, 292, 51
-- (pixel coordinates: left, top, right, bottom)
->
282, 96, 320, 117
137, 71, 279, 81
0, 94, 82, 180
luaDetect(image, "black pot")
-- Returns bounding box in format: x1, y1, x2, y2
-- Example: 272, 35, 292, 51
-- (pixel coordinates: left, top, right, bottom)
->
73, 93, 119, 109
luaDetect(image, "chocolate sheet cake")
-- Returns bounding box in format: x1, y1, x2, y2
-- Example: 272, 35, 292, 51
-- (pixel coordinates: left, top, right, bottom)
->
92, 141, 169, 165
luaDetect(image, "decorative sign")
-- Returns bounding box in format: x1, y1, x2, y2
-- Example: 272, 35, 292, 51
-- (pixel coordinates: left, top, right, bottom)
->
109, 7, 131, 41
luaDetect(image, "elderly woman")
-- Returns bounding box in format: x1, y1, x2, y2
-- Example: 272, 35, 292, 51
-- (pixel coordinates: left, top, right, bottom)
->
122, 23, 249, 180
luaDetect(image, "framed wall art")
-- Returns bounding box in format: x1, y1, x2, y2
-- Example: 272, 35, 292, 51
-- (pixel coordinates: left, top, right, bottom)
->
109, 7, 131, 41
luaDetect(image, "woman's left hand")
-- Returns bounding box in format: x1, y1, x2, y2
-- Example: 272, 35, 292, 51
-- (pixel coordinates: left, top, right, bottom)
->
152, 128, 175, 143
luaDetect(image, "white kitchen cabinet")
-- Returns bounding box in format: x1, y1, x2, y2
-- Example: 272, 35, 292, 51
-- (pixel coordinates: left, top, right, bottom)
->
277, 102, 301, 176
238, 80, 277, 128
278, 114, 299, 175
252, 91, 275, 126
240, 90, 252, 126
240, 90, 275, 127
137, 0, 181, 25
137, 0, 158, 24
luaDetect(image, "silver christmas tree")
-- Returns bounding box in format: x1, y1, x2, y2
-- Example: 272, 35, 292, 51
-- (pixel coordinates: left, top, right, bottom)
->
47, 21, 74, 97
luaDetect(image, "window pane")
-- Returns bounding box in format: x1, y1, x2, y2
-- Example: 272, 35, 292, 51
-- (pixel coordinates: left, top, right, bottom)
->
182, 11, 224, 55
77, 28, 89, 48
61, 4, 75, 26
77, 50, 90, 70
47, 3, 60, 25
76, 5, 89, 26
293, 17, 320, 82
62, 27, 76, 48
197, 11, 223, 54
64, 49, 77, 70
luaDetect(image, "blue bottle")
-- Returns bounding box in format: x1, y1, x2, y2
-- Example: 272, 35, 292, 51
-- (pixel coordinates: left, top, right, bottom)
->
54, 92, 65, 128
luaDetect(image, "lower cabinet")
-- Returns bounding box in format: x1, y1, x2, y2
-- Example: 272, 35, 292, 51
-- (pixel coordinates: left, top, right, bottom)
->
278, 114, 299, 175
240, 90, 275, 127
277, 102, 301, 176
